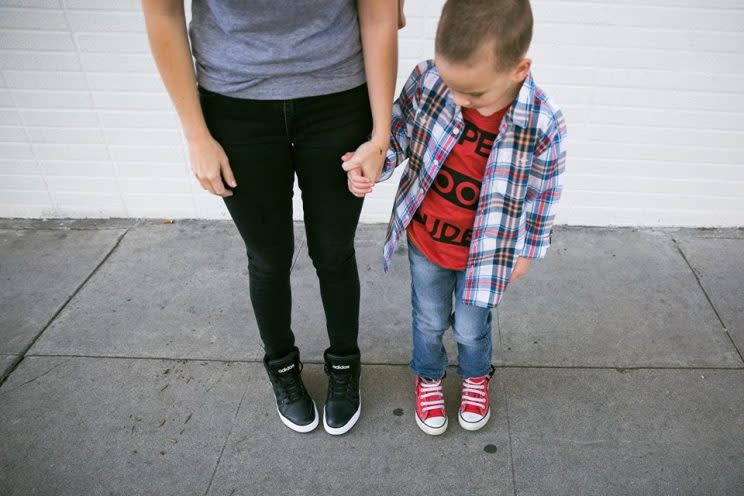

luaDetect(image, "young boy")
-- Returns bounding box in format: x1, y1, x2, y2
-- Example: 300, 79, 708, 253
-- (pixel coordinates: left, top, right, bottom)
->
345, 0, 566, 435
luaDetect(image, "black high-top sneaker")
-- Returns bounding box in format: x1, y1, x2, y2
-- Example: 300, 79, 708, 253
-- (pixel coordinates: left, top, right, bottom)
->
323, 350, 361, 435
264, 349, 318, 433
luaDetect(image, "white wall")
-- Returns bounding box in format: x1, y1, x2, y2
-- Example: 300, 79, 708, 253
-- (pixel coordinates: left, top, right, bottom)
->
1, 0, 743, 226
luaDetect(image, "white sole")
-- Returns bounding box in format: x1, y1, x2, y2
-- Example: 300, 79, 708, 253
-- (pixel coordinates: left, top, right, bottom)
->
458, 408, 490, 431
415, 414, 448, 436
323, 399, 361, 436
277, 400, 319, 433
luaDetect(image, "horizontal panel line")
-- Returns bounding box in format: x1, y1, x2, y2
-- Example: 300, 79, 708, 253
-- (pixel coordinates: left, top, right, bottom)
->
569, 156, 744, 165
568, 175, 744, 183
532, 63, 744, 79
566, 189, 744, 199
538, 21, 744, 36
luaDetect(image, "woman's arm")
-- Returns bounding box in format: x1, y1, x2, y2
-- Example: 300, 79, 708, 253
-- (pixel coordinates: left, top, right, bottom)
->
141, 0, 235, 197
398, 0, 407, 29
353, 0, 399, 182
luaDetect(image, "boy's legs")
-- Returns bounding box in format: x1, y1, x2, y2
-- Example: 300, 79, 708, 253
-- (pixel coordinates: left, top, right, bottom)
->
452, 270, 493, 379
407, 237, 455, 380
452, 271, 494, 431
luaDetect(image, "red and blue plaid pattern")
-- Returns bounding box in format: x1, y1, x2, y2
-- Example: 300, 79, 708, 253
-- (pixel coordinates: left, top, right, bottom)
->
381, 60, 567, 308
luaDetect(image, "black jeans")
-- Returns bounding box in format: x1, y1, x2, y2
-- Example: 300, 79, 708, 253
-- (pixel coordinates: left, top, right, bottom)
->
199, 84, 371, 360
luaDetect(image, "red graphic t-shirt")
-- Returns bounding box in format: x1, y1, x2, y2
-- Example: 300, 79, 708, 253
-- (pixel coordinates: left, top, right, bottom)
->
407, 104, 509, 270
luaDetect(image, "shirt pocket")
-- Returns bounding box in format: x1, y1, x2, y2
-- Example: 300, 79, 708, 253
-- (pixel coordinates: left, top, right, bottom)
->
524, 184, 539, 202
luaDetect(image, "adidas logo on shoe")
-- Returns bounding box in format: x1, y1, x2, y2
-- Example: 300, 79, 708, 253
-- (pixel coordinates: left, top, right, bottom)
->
332, 364, 351, 370
278, 364, 295, 373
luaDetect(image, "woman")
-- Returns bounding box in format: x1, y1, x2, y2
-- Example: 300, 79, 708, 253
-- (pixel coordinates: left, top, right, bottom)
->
142, 0, 399, 435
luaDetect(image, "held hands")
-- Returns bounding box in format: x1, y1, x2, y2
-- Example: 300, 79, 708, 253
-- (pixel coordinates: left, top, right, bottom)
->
341, 138, 387, 198
188, 133, 236, 197
509, 257, 532, 282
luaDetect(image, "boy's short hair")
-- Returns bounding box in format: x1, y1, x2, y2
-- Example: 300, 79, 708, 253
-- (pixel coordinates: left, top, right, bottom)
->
435, 0, 533, 71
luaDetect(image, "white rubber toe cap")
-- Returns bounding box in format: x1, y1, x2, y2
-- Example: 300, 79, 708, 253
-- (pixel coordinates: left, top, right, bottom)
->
416, 414, 448, 435
458, 408, 490, 431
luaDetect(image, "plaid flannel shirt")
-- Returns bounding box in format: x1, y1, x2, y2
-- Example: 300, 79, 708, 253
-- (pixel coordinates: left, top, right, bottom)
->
380, 60, 567, 308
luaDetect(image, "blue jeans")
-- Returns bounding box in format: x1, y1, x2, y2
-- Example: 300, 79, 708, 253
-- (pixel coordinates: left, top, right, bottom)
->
407, 237, 493, 380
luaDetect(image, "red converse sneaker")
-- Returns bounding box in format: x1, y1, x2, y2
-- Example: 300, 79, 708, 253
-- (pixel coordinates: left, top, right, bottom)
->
415, 376, 447, 435
458, 370, 494, 431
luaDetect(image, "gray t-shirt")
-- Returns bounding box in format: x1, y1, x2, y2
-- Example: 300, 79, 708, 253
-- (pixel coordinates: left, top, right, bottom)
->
189, 0, 366, 100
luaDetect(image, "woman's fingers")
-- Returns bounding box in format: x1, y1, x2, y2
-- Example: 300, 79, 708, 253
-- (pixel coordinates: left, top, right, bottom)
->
347, 176, 365, 197
209, 174, 232, 197
220, 157, 237, 189
349, 169, 374, 191
347, 170, 374, 197
199, 177, 215, 195
348, 168, 372, 187
189, 135, 235, 197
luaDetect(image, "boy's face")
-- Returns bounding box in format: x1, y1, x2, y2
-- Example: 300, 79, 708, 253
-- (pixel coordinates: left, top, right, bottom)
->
435, 43, 531, 116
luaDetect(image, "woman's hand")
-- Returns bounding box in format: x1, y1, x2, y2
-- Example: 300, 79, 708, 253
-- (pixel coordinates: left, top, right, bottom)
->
187, 134, 237, 197
509, 257, 533, 282
341, 137, 387, 197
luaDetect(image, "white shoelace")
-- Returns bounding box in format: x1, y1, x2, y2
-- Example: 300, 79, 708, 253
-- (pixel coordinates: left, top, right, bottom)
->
418, 379, 445, 413
461, 378, 488, 410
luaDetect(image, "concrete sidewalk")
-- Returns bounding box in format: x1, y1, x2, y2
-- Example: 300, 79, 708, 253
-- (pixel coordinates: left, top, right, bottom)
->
0, 219, 742, 495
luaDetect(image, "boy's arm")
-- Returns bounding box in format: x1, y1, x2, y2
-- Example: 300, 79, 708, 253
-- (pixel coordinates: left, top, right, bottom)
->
377, 61, 427, 182
520, 112, 568, 259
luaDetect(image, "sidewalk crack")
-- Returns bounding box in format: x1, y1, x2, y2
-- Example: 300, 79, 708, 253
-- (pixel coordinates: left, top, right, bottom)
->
0, 228, 130, 387
290, 227, 306, 273
0, 358, 71, 396
672, 238, 744, 365
203, 388, 247, 496
496, 308, 504, 354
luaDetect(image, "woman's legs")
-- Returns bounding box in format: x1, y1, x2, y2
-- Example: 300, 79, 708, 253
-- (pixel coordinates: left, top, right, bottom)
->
201, 84, 371, 359
199, 84, 371, 434
200, 88, 319, 432
291, 84, 372, 434
199, 89, 297, 360
291, 84, 372, 356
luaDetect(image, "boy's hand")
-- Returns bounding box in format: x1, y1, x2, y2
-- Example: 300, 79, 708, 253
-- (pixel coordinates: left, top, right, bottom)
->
509, 257, 532, 282
345, 164, 375, 198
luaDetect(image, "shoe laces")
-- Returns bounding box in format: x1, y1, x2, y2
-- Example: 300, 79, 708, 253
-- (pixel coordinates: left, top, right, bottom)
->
276, 363, 305, 403
327, 367, 358, 399
461, 376, 489, 412
417, 378, 445, 414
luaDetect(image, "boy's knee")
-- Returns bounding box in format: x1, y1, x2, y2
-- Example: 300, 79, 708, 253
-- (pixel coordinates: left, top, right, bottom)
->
452, 321, 490, 345
413, 308, 451, 335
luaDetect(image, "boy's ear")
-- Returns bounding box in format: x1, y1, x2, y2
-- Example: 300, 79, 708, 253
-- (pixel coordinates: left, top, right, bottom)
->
512, 58, 532, 83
